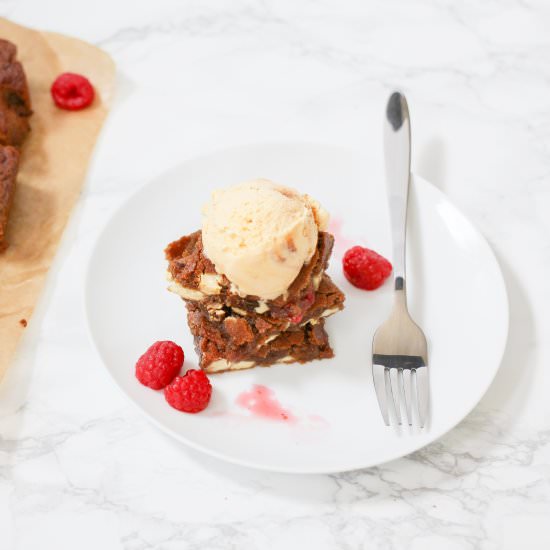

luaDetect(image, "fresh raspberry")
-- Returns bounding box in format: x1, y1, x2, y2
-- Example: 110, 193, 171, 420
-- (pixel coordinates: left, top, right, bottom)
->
51, 73, 95, 110
135, 341, 184, 389
343, 246, 392, 290
164, 370, 212, 413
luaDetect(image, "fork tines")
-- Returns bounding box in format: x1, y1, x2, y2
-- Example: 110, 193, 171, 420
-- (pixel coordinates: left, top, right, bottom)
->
372, 355, 428, 428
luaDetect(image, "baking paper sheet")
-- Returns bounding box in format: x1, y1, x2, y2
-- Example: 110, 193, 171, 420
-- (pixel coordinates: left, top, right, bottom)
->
0, 18, 115, 381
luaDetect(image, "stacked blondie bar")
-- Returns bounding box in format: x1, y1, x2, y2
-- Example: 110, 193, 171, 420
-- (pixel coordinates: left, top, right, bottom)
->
166, 229, 344, 373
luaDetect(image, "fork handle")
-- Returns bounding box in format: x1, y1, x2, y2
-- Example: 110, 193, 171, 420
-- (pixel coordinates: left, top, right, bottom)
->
384, 92, 411, 293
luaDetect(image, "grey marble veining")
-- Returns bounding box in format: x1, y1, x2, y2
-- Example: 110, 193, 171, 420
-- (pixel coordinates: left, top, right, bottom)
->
1, 0, 550, 548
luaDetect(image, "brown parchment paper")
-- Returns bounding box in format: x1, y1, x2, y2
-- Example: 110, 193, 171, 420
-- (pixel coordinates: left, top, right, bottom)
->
0, 18, 115, 382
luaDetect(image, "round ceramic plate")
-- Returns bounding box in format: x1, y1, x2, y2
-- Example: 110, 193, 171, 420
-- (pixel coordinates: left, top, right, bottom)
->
85, 143, 508, 474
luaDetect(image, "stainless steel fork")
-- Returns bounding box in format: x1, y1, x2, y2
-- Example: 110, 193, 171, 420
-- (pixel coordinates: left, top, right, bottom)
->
372, 92, 429, 428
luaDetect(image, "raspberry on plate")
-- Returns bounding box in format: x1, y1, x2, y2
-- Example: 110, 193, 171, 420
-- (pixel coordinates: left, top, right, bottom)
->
51, 72, 95, 110
135, 341, 184, 389
164, 370, 212, 413
343, 246, 392, 290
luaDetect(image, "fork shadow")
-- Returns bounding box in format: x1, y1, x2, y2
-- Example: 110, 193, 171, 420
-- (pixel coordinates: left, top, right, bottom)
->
417, 136, 446, 193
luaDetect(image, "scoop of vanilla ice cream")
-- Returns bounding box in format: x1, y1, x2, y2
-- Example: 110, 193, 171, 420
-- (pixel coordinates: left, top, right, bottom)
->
202, 179, 328, 300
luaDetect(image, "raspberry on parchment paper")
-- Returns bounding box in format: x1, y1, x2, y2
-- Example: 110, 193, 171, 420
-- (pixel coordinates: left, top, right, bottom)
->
51, 72, 95, 110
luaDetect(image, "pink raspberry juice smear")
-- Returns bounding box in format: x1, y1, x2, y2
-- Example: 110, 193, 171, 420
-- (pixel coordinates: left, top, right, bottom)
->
236, 385, 297, 423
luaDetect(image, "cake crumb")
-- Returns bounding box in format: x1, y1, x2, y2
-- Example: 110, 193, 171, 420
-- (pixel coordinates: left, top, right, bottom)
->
19, 319, 27, 327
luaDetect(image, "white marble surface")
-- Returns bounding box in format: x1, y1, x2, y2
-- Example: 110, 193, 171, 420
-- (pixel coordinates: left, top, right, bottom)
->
1, 0, 550, 548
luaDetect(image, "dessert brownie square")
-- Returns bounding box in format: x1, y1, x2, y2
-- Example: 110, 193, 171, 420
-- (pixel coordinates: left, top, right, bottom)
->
166, 229, 345, 372
0, 144, 20, 251
181, 271, 344, 340
187, 305, 334, 373
0, 39, 32, 251
165, 198, 345, 372
0, 41, 32, 146
165, 230, 342, 325
0, 60, 32, 118
0, 100, 30, 146
0, 39, 17, 64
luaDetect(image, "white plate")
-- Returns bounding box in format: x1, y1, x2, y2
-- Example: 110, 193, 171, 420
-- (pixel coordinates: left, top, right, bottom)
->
85, 143, 508, 474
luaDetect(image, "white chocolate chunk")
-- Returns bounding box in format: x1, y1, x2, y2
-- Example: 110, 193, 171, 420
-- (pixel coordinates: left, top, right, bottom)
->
205, 359, 256, 373
206, 359, 229, 372
264, 333, 279, 344
255, 300, 269, 314
230, 360, 256, 370
168, 282, 204, 301
199, 273, 223, 295
312, 273, 322, 290
300, 318, 319, 327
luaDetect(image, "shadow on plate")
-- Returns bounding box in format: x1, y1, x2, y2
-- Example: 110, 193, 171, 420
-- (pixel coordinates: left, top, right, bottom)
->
475, 250, 534, 412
